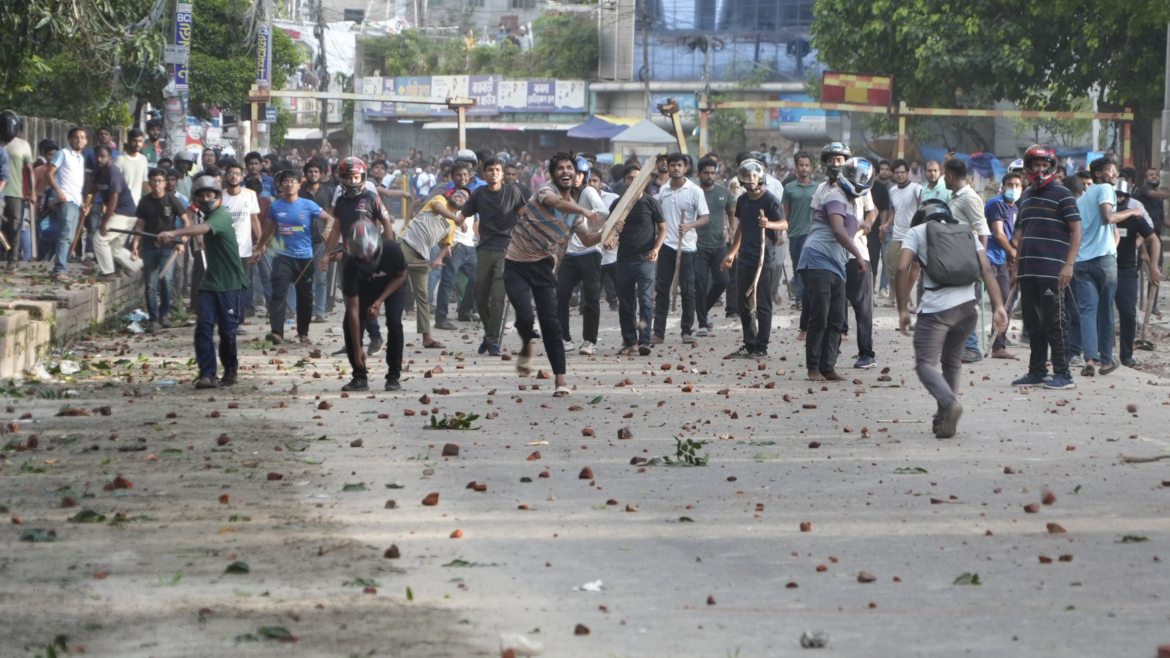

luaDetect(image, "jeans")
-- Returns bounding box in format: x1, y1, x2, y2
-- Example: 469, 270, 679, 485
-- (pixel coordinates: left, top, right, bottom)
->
914, 299, 977, 417
878, 231, 893, 291
53, 201, 81, 273
94, 214, 143, 275
1020, 277, 1072, 379
802, 268, 846, 373
1117, 267, 1139, 362
251, 251, 273, 312
1072, 255, 1118, 364
428, 244, 442, 302
83, 202, 102, 258
845, 259, 875, 359
694, 244, 729, 329
195, 289, 243, 380
344, 282, 407, 382
402, 242, 434, 335
475, 248, 508, 346
653, 246, 696, 337
270, 254, 313, 338
736, 258, 774, 351
964, 282, 982, 353
788, 234, 808, 301
141, 247, 176, 322
556, 251, 602, 344
616, 259, 656, 347
312, 243, 328, 317
990, 263, 1012, 352
503, 258, 566, 375
436, 243, 477, 322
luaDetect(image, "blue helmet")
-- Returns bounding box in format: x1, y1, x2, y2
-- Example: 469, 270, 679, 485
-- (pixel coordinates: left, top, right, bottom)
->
836, 157, 874, 198
574, 155, 591, 190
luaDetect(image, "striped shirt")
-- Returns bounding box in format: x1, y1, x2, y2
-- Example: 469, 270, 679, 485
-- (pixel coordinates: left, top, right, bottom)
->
505, 183, 588, 264
1016, 182, 1080, 280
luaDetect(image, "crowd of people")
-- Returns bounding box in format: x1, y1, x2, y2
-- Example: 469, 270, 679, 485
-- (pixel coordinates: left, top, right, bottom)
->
1, 110, 1165, 436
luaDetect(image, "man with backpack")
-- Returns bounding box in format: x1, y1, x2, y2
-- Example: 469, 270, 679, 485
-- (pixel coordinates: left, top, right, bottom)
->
897, 200, 1007, 438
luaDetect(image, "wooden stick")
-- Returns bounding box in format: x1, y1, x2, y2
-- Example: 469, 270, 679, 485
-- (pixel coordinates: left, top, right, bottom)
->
1118, 453, 1170, 464
599, 160, 658, 246
669, 212, 684, 311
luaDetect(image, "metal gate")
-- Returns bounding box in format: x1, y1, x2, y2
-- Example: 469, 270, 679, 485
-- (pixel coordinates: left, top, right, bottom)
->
379, 121, 448, 159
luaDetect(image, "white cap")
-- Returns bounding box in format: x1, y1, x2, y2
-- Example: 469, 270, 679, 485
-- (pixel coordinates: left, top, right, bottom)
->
416, 167, 422, 174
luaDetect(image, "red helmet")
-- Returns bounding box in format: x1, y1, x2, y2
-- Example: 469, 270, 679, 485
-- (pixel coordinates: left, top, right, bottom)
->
337, 157, 368, 196
1023, 144, 1058, 188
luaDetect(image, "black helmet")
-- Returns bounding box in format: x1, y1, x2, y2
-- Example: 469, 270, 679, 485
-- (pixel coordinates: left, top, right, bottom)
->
820, 141, 851, 165
347, 218, 383, 272
910, 198, 954, 227
0, 110, 22, 143
192, 175, 223, 213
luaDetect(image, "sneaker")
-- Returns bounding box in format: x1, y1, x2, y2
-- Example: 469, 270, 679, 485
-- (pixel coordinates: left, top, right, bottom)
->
159, 318, 174, 329
1012, 373, 1048, 387
1098, 360, 1119, 375
220, 369, 237, 387
682, 333, 697, 344
725, 312, 738, 320
935, 402, 963, 439
608, 301, 619, 312
1069, 354, 1085, 368
478, 341, 489, 355
487, 343, 501, 357
368, 337, 383, 354
696, 327, 709, 338
578, 341, 596, 356
312, 314, 326, 324
749, 348, 769, 358
384, 379, 402, 391
331, 347, 347, 356
961, 349, 983, 363
194, 376, 219, 390
146, 322, 160, 334
235, 326, 247, 335
724, 346, 753, 359
435, 320, 457, 331
341, 377, 369, 392
638, 345, 652, 356
265, 332, 282, 345
563, 339, 576, 353
651, 334, 664, 345
1043, 375, 1077, 390
853, 356, 876, 369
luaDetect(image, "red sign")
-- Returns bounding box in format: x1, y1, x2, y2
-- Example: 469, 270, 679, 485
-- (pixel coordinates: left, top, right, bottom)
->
822, 72, 893, 107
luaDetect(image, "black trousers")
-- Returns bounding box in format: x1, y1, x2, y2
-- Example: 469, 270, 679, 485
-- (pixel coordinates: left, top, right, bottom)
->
556, 252, 602, 344
802, 268, 846, 373
694, 244, 729, 329
600, 262, 618, 304
845, 259, 875, 359
1020, 277, 1071, 378
736, 258, 774, 351
653, 246, 696, 337
343, 281, 407, 382
270, 254, 313, 338
504, 258, 567, 375
1116, 267, 1139, 362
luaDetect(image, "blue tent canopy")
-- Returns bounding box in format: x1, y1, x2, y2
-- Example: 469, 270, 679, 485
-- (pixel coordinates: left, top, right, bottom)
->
567, 116, 630, 140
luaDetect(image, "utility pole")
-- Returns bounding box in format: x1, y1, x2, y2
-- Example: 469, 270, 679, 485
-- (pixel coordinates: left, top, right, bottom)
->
315, 4, 329, 156
640, 6, 652, 120
1161, 23, 1169, 172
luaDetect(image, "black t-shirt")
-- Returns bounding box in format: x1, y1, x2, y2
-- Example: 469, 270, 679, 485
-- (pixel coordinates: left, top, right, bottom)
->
332, 189, 386, 243
1134, 184, 1165, 233
1116, 211, 1155, 271
96, 165, 138, 217
733, 190, 784, 266
299, 182, 335, 244
462, 183, 526, 251
342, 239, 407, 299
135, 193, 187, 249
612, 194, 665, 262
869, 180, 891, 229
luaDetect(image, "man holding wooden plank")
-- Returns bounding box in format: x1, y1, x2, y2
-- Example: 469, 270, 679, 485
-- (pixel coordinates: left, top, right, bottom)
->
652, 153, 709, 345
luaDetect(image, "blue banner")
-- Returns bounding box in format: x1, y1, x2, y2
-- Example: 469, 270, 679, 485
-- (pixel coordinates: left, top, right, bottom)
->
173, 2, 192, 91
256, 22, 272, 89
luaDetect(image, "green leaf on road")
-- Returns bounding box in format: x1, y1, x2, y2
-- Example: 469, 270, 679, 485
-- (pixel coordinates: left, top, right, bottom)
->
343, 577, 380, 587
68, 509, 106, 523
342, 483, 367, 492
953, 572, 982, 585
406, 586, 414, 601
1119, 535, 1149, 543
154, 571, 183, 587
894, 467, 928, 474
19, 528, 58, 542
225, 561, 251, 574
590, 395, 603, 404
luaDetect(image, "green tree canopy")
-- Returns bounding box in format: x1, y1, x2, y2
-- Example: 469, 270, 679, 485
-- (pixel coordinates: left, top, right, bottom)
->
811, 0, 1170, 164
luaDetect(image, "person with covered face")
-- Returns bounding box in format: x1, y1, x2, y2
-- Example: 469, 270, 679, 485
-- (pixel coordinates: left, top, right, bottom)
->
338, 219, 409, 392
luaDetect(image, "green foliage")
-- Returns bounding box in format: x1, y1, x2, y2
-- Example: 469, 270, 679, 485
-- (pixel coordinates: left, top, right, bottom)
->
706, 65, 768, 156
953, 572, 982, 586
1013, 94, 1091, 146
425, 412, 480, 430
362, 15, 598, 80
664, 437, 710, 466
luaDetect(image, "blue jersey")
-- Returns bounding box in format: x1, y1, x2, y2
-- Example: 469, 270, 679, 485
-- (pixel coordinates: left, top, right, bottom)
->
268, 197, 322, 259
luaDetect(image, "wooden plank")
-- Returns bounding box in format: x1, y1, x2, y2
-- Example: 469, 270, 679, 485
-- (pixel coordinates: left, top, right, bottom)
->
600, 157, 659, 245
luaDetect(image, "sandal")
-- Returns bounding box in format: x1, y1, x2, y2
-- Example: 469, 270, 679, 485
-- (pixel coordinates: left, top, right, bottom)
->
991, 350, 1018, 360
553, 385, 571, 398
516, 350, 534, 377
423, 340, 446, 349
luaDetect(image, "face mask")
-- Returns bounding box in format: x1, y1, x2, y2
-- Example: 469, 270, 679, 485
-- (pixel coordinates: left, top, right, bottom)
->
1004, 188, 1020, 203
198, 197, 220, 214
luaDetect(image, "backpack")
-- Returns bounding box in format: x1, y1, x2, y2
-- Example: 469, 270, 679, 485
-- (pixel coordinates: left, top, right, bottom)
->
920, 220, 981, 290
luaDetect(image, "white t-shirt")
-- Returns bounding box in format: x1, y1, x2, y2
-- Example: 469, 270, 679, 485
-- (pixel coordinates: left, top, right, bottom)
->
416, 171, 436, 196
888, 181, 923, 242
221, 188, 260, 257
599, 190, 620, 265
566, 186, 609, 255
114, 152, 148, 206
901, 221, 985, 315
657, 178, 710, 252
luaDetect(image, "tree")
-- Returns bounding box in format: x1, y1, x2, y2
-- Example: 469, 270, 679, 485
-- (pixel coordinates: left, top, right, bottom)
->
810, 0, 1170, 164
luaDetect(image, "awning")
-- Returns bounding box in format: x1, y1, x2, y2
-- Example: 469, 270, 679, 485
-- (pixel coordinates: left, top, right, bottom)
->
283, 127, 346, 140
566, 115, 641, 140
421, 122, 580, 131
609, 119, 678, 145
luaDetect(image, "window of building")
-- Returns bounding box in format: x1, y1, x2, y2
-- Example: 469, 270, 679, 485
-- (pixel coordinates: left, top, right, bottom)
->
467, 0, 484, 7
510, 0, 535, 8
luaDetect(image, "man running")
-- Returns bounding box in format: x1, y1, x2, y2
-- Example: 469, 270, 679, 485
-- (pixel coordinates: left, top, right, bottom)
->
556, 157, 610, 356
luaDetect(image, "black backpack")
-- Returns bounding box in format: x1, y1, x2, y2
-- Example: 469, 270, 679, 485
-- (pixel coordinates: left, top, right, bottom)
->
920, 220, 981, 290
